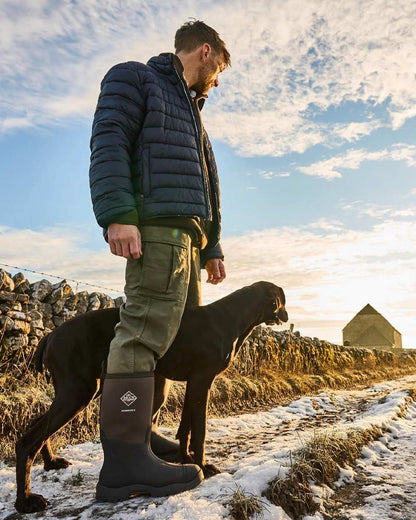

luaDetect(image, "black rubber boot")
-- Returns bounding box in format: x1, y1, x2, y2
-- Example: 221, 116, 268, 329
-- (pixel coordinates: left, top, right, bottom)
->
151, 426, 180, 462
96, 373, 203, 502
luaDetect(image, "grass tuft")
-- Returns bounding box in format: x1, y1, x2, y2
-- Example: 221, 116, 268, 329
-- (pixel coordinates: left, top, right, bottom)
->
228, 487, 263, 520
264, 425, 384, 519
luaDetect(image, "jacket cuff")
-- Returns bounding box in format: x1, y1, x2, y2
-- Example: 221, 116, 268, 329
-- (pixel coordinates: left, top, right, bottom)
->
102, 209, 139, 243
200, 242, 224, 268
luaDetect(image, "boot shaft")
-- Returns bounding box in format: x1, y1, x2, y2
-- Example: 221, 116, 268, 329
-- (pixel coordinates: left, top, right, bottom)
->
100, 372, 154, 444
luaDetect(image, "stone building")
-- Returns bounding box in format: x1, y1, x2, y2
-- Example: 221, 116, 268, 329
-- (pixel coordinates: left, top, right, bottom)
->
343, 304, 402, 351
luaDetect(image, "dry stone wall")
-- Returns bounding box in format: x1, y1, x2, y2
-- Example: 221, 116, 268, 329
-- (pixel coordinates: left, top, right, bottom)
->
0, 269, 123, 358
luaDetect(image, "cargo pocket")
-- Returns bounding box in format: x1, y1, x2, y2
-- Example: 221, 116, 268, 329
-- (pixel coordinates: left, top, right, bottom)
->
167, 243, 188, 297
139, 242, 174, 294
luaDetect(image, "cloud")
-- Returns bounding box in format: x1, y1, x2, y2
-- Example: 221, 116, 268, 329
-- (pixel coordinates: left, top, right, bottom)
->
2, 0, 416, 158
2, 218, 415, 347
0, 225, 125, 295
303, 218, 344, 231
204, 220, 416, 347
297, 143, 416, 179
258, 170, 291, 179
342, 201, 416, 220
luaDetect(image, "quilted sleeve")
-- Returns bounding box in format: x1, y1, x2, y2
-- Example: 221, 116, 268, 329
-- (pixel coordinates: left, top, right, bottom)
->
200, 242, 224, 268
89, 62, 145, 228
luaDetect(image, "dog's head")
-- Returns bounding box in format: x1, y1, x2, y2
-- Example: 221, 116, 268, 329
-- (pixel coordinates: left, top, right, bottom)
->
260, 282, 288, 326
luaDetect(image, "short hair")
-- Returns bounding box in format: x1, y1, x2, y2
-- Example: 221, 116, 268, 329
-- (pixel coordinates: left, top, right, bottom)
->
175, 20, 231, 69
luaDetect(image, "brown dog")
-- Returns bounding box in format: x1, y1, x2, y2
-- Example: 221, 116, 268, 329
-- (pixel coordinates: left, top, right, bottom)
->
15, 281, 287, 513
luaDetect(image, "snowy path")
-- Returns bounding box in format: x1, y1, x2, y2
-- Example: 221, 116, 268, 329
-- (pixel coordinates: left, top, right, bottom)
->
320, 389, 416, 520
1, 375, 416, 520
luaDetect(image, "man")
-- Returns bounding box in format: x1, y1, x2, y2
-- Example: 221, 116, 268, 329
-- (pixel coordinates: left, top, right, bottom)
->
89, 20, 230, 502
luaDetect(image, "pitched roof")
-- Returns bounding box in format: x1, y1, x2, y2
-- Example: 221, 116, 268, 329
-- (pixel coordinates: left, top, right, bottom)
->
343, 303, 401, 335
356, 303, 379, 316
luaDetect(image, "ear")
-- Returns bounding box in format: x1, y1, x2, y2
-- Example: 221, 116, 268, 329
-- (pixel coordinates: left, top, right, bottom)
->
277, 286, 286, 306
276, 286, 288, 322
200, 43, 211, 62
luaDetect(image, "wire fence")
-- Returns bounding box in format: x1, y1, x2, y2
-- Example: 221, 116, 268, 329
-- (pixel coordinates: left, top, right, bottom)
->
0, 262, 122, 295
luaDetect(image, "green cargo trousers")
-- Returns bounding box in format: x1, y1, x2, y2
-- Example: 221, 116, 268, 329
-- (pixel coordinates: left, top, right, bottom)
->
107, 226, 202, 374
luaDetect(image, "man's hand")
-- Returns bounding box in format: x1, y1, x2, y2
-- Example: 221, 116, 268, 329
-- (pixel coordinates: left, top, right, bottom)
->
205, 258, 226, 285
108, 223, 142, 259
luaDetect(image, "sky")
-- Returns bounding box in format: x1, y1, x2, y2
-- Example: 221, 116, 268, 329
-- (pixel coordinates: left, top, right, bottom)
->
1, 0, 416, 346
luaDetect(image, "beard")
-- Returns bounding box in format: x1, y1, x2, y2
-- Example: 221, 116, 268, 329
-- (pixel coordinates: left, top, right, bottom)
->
190, 62, 217, 96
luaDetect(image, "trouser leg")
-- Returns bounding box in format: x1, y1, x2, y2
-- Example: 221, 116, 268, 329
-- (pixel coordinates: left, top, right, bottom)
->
151, 240, 202, 419
107, 226, 193, 374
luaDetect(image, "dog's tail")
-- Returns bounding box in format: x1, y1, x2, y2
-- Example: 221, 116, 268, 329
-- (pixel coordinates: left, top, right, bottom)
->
33, 335, 49, 373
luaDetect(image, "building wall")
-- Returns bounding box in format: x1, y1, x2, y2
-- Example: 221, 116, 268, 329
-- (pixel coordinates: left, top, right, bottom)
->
343, 314, 402, 351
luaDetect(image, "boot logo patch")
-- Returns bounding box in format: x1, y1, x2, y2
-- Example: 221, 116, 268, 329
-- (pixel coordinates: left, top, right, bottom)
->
120, 390, 137, 407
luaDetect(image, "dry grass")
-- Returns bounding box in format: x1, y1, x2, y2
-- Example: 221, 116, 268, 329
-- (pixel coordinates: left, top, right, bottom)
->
0, 371, 99, 462
228, 488, 264, 520
264, 468, 319, 520
264, 425, 385, 519
2, 326, 416, 463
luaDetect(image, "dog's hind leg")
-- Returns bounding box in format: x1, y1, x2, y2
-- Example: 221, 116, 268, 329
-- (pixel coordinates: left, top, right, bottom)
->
152, 373, 172, 424
15, 381, 97, 514
41, 439, 71, 471
150, 374, 179, 461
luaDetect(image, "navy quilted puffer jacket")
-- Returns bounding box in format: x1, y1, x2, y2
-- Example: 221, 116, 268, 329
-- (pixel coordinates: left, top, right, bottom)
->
89, 53, 222, 255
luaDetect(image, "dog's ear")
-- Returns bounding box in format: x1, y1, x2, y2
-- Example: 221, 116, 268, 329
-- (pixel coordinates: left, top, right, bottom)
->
276, 286, 286, 306
276, 286, 288, 323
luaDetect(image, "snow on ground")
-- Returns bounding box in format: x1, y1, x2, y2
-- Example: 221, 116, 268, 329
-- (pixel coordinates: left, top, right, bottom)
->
2, 375, 416, 520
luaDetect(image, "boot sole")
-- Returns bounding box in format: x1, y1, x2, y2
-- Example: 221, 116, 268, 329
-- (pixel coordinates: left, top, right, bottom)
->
96, 470, 203, 502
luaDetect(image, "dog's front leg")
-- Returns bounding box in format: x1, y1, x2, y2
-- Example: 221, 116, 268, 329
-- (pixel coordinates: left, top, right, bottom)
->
187, 373, 221, 478
177, 383, 192, 463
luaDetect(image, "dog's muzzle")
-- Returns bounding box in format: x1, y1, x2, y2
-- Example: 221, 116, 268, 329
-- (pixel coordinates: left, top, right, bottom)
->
266, 307, 288, 326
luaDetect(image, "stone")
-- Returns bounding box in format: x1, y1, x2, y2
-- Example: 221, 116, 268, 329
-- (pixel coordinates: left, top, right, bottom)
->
64, 293, 79, 311
29, 336, 40, 347
62, 308, 77, 321
0, 315, 14, 332
30, 328, 45, 338
11, 319, 31, 335
0, 269, 15, 291
88, 292, 101, 312
37, 301, 53, 317
42, 315, 55, 330
99, 293, 114, 309
6, 311, 31, 322
29, 310, 44, 331
28, 310, 43, 329
3, 334, 29, 349
48, 280, 73, 304
75, 291, 89, 314
53, 316, 65, 327
0, 291, 29, 304
52, 297, 67, 315
114, 296, 124, 308
13, 273, 30, 294
30, 279, 53, 302
0, 303, 12, 314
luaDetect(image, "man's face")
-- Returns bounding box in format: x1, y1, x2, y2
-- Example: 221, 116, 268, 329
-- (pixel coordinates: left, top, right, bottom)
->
192, 53, 224, 96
